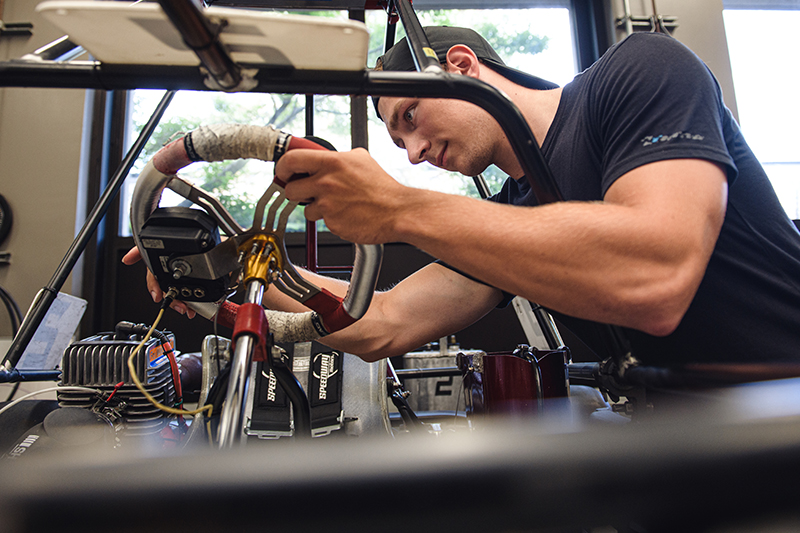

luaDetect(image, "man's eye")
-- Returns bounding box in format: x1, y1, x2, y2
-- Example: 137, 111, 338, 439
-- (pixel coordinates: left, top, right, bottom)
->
404, 107, 415, 123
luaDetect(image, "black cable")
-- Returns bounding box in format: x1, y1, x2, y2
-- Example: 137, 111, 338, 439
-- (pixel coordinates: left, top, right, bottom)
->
206, 361, 231, 416
1, 285, 23, 402
0, 285, 22, 335
453, 374, 465, 426
3, 382, 21, 403
213, 301, 222, 376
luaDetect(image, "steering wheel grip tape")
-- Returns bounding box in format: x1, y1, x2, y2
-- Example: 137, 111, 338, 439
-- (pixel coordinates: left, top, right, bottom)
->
304, 288, 357, 333
217, 291, 355, 335
215, 301, 239, 330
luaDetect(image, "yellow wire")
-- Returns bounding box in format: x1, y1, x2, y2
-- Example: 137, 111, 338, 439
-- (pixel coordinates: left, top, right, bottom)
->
126, 307, 213, 419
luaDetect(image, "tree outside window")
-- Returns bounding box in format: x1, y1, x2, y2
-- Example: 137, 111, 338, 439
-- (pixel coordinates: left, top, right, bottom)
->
121, 8, 575, 235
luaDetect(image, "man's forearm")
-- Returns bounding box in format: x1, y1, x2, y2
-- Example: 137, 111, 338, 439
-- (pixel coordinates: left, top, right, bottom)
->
390, 161, 728, 336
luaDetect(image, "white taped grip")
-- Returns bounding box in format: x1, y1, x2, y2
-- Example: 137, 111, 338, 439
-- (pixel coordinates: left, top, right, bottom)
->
187, 302, 321, 343
264, 310, 322, 343
191, 124, 283, 163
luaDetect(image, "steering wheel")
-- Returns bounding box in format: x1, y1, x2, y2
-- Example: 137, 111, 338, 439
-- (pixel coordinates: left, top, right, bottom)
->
130, 124, 383, 341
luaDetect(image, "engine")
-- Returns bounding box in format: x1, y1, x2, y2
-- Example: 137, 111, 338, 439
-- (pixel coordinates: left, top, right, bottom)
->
2, 324, 187, 460
57, 328, 179, 440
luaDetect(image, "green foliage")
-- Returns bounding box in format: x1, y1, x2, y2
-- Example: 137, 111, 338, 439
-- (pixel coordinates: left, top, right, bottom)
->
130, 91, 323, 231
474, 23, 548, 58
459, 166, 510, 199
387, 10, 548, 64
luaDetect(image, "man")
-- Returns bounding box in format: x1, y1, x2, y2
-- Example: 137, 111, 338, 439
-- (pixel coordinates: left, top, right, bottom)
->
128, 27, 800, 368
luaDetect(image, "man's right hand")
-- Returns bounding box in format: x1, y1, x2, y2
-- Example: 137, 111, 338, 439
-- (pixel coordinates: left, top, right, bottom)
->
121, 247, 196, 318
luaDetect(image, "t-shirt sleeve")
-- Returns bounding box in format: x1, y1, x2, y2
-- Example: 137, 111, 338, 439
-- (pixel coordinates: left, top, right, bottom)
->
591, 33, 737, 195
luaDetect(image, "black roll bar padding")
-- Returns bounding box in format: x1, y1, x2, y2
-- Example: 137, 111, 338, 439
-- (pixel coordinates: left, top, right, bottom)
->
366, 71, 563, 204
0, 91, 177, 372
157, 0, 242, 90
383, 4, 397, 54
0, 368, 62, 384
0, 63, 565, 204
568, 360, 800, 393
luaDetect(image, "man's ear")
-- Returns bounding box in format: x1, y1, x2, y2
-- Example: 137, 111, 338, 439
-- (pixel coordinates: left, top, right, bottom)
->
444, 45, 481, 77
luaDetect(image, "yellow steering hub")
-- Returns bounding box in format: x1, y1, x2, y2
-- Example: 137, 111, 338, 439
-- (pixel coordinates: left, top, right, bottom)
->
238, 234, 283, 284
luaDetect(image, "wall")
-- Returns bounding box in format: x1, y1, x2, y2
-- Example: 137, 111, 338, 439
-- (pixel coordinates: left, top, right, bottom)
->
609, 0, 739, 119
0, 0, 87, 397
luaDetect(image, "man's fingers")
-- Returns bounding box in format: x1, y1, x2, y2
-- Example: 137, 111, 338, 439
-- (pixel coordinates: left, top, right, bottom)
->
145, 271, 195, 318
302, 201, 323, 222
146, 270, 163, 303
121, 246, 143, 265
121, 235, 196, 320
274, 149, 326, 181
172, 300, 196, 319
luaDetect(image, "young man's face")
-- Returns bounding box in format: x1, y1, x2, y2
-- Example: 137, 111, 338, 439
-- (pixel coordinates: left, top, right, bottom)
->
377, 94, 500, 177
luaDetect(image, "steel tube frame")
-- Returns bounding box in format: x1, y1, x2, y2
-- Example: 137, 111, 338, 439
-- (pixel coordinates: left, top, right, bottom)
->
0, 64, 563, 205
393, 0, 442, 73
218, 280, 264, 448
157, 0, 242, 90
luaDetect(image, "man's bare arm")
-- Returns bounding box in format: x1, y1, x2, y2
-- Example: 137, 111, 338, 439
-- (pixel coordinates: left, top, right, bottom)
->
279, 151, 728, 336
123, 246, 501, 361
261, 262, 502, 361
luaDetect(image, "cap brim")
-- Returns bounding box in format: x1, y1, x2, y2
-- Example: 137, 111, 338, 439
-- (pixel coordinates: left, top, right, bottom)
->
371, 63, 559, 121
481, 59, 560, 91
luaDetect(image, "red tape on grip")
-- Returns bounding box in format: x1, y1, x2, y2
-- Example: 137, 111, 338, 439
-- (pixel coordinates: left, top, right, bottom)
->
215, 301, 239, 330
273, 136, 330, 188
304, 288, 357, 333
287, 137, 330, 152
232, 303, 269, 362
153, 138, 193, 175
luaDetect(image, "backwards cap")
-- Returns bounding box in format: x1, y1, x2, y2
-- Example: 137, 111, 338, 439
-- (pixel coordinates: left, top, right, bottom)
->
373, 26, 559, 120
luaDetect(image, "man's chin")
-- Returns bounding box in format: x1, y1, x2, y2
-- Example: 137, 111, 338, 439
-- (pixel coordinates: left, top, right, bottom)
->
457, 163, 491, 178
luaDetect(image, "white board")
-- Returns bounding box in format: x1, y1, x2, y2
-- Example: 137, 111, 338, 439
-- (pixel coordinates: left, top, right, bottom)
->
36, 1, 369, 70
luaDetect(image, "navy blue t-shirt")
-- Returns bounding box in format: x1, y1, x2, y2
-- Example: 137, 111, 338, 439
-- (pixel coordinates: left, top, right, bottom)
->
488, 32, 800, 367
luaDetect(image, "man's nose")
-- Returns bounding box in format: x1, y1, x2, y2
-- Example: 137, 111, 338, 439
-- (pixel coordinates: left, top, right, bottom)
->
406, 137, 430, 165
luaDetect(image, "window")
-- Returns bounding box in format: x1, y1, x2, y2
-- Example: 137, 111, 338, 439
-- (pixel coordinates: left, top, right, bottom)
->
120, 5, 577, 236
365, 6, 577, 198
723, 5, 800, 219
120, 91, 351, 236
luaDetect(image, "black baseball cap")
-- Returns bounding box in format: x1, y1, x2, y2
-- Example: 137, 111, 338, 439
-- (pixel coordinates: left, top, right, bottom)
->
373, 26, 559, 120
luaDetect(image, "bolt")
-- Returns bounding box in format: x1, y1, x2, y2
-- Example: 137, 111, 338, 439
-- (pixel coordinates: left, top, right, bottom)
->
171, 259, 191, 279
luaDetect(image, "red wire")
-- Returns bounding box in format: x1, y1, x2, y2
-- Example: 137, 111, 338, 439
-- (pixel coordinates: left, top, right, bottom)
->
162, 342, 183, 407
106, 381, 125, 403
